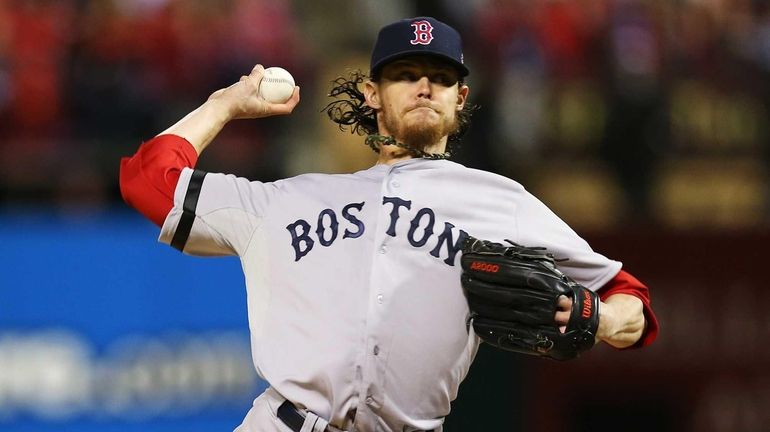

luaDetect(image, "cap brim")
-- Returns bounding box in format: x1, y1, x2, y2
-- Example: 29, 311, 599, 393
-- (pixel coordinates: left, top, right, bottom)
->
371, 50, 470, 78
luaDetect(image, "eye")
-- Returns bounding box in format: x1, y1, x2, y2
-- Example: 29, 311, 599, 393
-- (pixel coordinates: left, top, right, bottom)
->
398, 71, 419, 81
431, 73, 457, 86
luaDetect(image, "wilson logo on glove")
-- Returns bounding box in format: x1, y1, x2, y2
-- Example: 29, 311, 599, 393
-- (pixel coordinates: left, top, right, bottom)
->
581, 291, 593, 318
470, 261, 499, 273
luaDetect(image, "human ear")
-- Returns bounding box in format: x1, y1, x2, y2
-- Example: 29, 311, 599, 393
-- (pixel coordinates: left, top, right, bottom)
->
364, 80, 382, 110
456, 84, 469, 111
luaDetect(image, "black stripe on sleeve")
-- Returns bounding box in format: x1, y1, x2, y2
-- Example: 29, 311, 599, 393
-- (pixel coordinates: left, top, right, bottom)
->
170, 169, 207, 252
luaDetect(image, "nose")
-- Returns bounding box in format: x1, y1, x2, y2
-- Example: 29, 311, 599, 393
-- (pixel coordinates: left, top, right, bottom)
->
416, 76, 432, 99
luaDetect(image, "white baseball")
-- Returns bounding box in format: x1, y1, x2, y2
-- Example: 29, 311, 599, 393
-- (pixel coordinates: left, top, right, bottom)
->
258, 67, 295, 103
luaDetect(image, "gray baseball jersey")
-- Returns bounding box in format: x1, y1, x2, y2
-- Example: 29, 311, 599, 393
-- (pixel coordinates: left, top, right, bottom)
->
159, 158, 621, 431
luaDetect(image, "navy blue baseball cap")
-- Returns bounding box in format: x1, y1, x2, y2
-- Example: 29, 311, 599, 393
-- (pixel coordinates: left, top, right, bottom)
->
370, 16, 469, 78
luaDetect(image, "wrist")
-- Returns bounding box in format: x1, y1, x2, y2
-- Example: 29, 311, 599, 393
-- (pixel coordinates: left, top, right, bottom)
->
596, 300, 616, 342
202, 98, 236, 126
596, 294, 645, 348
158, 98, 233, 155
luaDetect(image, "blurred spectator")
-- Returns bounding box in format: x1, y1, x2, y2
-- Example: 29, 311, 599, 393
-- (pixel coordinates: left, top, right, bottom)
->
2, 0, 73, 137
599, 0, 667, 222
0, 0, 76, 204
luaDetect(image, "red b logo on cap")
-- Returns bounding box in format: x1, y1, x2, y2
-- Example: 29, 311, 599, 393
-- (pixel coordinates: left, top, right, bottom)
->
410, 20, 434, 45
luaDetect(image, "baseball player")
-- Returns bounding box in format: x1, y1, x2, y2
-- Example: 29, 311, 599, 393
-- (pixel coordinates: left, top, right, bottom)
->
120, 17, 658, 432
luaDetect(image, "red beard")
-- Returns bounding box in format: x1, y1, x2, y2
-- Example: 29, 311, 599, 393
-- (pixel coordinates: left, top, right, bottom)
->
381, 106, 458, 152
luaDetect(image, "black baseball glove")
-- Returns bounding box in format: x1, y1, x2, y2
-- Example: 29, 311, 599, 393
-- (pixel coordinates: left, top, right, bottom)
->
460, 236, 600, 360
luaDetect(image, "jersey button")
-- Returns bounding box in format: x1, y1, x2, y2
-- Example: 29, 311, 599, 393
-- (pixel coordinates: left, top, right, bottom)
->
377, 294, 383, 304
373, 345, 380, 355
379, 245, 387, 254
391, 181, 400, 188
365, 396, 374, 405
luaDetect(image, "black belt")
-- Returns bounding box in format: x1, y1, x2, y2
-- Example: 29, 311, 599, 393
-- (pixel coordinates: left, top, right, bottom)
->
276, 400, 434, 432
277, 399, 318, 431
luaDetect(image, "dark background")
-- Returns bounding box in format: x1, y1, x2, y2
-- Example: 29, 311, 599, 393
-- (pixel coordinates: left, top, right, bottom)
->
447, 230, 768, 431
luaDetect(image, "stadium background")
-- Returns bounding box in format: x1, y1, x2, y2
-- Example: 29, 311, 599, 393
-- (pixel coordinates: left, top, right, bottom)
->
1, 1, 768, 431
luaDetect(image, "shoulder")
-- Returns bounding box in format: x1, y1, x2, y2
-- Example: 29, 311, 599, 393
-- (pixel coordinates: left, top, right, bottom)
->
434, 160, 527, 192
271, 166, 386, 189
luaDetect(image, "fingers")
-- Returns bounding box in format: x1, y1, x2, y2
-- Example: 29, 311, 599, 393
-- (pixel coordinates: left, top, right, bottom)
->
267, 86, 301, 115
249, 64, 265, 88
216, 64, 298, 118
555, 295, 572, 333
229, 64, 263, 95
555, 310, 570, 325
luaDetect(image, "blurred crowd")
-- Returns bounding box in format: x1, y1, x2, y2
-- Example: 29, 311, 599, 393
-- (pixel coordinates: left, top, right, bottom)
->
0, 0, 768, 230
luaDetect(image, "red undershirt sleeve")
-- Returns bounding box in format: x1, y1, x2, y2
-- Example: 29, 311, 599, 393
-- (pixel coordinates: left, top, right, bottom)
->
119, 134, 199, 227
596, 269, 659, 349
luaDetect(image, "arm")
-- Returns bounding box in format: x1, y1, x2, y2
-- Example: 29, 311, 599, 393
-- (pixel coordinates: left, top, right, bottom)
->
596, 293, 646, 349
118, 134, 199, 226
119, 65, 300, 225
555, 269, 658, 349
160, 64, 300, 155
595, 269, 658, 348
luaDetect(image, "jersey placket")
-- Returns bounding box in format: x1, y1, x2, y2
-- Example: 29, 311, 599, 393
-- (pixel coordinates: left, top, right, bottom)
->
353, 165, 403, 432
